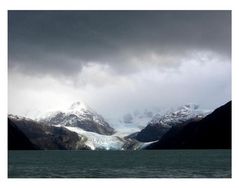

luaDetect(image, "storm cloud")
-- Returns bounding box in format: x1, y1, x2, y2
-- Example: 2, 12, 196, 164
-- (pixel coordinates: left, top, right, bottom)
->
9, 11, 231, 76
8, 11, 231, 118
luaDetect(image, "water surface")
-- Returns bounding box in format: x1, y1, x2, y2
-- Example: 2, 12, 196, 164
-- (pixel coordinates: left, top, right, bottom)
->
8, 150, 231, 178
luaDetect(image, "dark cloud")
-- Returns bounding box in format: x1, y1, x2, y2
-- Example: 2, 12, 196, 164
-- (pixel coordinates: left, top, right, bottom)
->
8, 11, 231, 76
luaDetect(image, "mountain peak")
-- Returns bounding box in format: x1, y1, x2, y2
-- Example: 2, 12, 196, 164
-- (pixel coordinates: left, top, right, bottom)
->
38, 101, 115, 135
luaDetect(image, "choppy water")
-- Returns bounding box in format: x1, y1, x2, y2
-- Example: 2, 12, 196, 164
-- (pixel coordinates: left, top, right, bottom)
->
8, 150, 231, 178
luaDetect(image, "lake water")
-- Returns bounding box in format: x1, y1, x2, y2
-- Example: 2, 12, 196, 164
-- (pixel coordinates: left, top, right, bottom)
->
8, 150, 231, 178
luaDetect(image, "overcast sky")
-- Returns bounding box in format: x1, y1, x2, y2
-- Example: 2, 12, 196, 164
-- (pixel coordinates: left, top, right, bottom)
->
8, 11, 231, 118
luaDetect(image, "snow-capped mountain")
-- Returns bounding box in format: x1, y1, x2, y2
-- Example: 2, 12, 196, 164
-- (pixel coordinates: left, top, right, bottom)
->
136, 104, 211, 142
39, 101, 115, 135
149, 104, 209, 127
